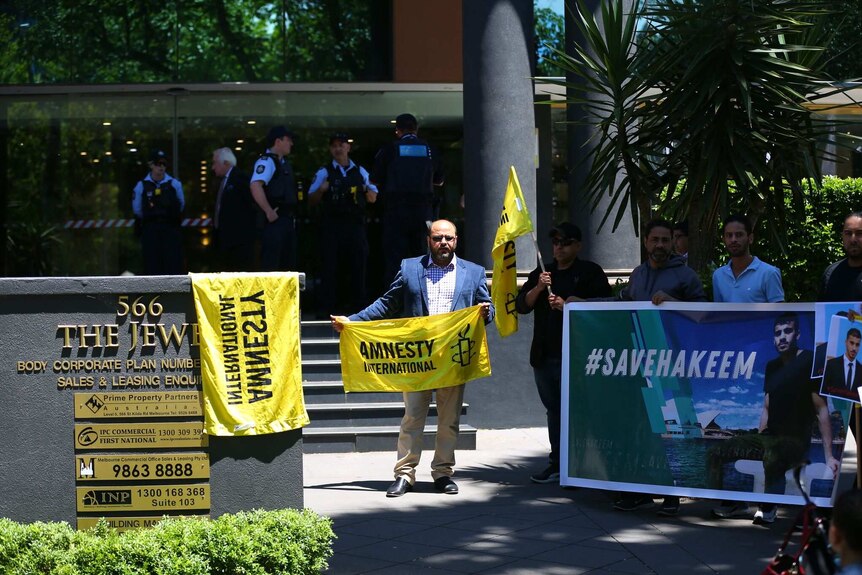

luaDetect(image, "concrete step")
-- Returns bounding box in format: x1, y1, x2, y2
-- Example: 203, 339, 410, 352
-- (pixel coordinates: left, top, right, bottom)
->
301, 358, 342, 380
303, 380, 402, 403
300, 337, 341, 361
305, 401, 467, 427
302, 424, 477, 453
301, 320, 338, 340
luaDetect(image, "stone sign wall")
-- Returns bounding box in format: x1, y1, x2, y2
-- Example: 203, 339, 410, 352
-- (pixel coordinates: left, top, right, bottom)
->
0, 276, 303, 528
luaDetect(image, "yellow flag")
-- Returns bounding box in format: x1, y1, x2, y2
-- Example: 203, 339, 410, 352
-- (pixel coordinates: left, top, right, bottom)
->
491, 166, 534, 337
190, 272, 309, 436
339, 306, 491, 393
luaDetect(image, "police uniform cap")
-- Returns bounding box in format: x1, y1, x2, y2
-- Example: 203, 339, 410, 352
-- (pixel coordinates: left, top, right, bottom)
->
266, 125, 297, 147
329, 132, 351, 144
149, 149, 168, 164
549, 222, 582, 242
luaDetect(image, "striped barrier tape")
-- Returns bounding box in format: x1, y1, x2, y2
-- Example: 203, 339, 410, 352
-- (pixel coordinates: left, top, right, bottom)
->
64, 218, 213, 229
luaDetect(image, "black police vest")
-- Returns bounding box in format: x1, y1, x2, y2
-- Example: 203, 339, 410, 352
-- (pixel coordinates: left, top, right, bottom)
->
260, 153, 298, 208
321, 163, 366, 216
384, 137, 435, 205
141, 178, 181, 221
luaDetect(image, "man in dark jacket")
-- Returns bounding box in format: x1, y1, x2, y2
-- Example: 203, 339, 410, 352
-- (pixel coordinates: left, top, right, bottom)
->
211, 147, 256, 271
516, 222, 611, 483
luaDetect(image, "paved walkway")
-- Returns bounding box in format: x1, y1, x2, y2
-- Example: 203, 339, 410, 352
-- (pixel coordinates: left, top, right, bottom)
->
303, 428, 848, 574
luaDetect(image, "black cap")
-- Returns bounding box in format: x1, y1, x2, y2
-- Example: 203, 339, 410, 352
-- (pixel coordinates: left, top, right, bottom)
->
549, 222, 582, 242
329, 132, 351, 144
395, 113, 418, 131
265, 125, 297, 148
149, 149, 168, 164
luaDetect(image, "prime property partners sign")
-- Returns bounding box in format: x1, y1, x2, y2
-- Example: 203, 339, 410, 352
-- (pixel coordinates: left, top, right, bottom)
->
0, 276, 303, 528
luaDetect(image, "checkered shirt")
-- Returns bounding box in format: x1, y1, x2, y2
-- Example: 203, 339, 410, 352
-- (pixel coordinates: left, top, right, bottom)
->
425, 256, 457, 316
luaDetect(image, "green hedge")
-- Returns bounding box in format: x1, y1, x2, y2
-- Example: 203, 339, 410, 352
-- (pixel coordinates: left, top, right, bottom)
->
0, 509, 334, 575
661, 177, 862, 301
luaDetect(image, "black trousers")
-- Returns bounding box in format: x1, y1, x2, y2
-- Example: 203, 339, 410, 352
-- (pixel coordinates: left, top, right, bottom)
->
381, 204, 433, 281
317, 213, 368, 315
141, 220, 183, 275
259, 213, 296, 272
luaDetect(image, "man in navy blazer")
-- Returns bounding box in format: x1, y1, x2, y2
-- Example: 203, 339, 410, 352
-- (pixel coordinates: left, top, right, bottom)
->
823, 327, 862, 400
332, 219, 494, 497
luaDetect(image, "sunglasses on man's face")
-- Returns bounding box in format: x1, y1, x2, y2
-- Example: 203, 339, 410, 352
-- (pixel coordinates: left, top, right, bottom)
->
154, 161, 167, 167
551, 238, 574, 247
430, 235, 456, 243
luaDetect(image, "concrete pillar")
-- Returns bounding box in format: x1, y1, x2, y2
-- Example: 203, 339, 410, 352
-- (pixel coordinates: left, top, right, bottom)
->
565, 0, 638, 274
463, 0, 537, 269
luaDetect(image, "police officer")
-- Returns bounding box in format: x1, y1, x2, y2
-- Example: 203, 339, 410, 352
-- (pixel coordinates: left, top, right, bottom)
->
250, 126, 299, 272
132, 149, 185, 275
371, 113, 444, 281
309, 133, 378, 315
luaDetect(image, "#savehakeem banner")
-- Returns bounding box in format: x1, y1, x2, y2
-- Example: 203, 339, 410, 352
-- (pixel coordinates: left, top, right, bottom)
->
562, 302, 852, 507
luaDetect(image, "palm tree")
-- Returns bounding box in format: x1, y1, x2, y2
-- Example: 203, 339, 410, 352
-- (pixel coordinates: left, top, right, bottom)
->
552, 0, 856, 272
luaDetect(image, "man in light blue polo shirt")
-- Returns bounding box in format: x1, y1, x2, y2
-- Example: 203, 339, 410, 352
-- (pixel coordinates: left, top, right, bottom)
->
712, 214, 784, 304
711, 213, 784, 523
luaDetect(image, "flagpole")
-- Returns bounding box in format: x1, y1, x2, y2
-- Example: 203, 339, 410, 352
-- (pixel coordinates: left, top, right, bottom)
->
529, 230, 554, 297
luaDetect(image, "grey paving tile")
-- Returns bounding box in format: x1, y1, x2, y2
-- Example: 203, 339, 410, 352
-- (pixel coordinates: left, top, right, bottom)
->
365, 562, 466, 575
475, 558, 591, 574
323, 552, 397, 575
416, 548, 520, 573
510, 522, 606, 544
601, 556, 658, 574
445, 514, 547, 535
336, 517, 435, 539
531, 541, 632, 568
574, 535, 630, 551
394, 525, 501, 549
345, 539, 451, 563
461, 533, 569, 558
332, 531, 386, 553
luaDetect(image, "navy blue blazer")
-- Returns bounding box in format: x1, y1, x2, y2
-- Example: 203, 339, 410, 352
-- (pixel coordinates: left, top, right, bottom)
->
350, 254, 495, 324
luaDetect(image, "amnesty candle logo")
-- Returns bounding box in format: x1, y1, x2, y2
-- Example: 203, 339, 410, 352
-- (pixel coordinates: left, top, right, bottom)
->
450, 325, 476, 367
340, 306, 491, 393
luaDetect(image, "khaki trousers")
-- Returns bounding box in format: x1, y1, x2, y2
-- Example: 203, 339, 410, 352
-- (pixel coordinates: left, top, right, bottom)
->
394, 384, 465, 483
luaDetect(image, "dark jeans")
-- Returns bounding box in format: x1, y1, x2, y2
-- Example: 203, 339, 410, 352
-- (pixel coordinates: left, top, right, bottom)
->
259, 213, 296, 272
318, 215, 368, 314
534, 358, 562, 466
707, 433, 808, 495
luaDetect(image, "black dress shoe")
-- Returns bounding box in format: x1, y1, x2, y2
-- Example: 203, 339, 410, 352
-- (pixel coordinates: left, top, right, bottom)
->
434, 476, 459, 494
386, 477, 412, 497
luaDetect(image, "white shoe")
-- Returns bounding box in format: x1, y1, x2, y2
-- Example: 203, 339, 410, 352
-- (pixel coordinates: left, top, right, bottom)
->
753, 506, 777, 525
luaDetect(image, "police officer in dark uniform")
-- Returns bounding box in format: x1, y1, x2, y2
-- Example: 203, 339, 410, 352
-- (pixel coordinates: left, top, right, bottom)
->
309, 133, 378, 315
250, 126, 299, 272
371, 113, 444, 281
132, 149, 185, 275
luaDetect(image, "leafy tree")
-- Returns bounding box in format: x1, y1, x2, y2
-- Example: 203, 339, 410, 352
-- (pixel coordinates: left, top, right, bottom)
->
535, 3, 565, 77
0, 0, 376, 83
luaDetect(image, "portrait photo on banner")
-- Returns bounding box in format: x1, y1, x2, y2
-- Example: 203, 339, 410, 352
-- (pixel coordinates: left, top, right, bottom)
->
562, 302, 847, 507
814, 302, 862, 406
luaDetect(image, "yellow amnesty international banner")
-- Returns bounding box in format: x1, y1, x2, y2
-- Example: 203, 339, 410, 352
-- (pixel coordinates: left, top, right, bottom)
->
491, 166, 534, 337
339, 306, 491, 393
190, 273, 309, 436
